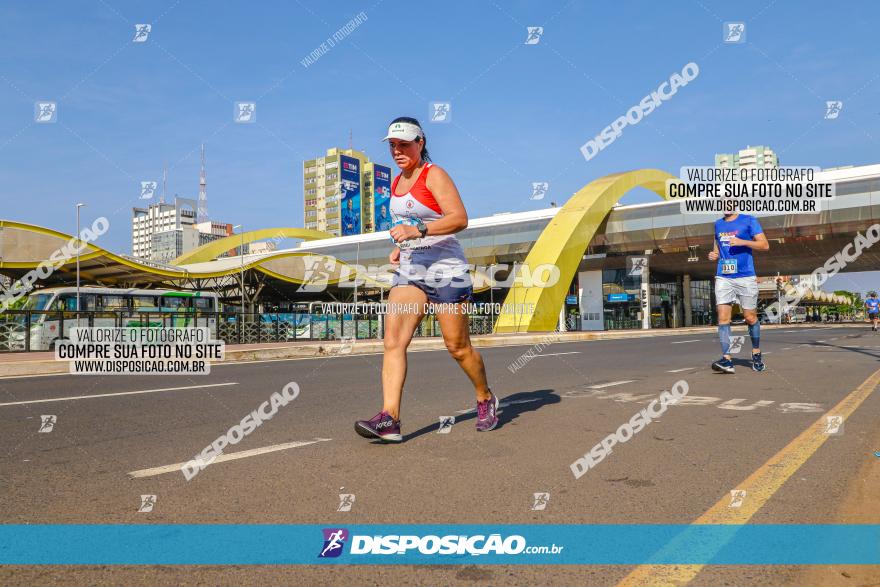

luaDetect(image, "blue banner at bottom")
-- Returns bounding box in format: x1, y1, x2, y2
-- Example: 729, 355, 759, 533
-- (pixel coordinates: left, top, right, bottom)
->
0, 525, 878, 565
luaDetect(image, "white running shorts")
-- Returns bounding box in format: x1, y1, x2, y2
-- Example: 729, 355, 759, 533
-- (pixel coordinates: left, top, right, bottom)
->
715, 276, 758, 309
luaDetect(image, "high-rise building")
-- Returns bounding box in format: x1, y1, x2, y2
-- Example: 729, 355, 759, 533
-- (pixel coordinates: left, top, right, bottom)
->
303, 147, 391, 236
132, 197, 197, 259
715, 145, 779, 169
150, 226, 200, 263
132, 198, 235, 261
194, 221, 233, 247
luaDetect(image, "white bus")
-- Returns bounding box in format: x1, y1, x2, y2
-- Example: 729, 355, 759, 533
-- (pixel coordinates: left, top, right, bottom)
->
9, 287, 219, 350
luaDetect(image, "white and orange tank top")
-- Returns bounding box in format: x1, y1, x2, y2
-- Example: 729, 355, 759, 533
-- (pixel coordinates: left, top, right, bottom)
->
390, 163, 469, 278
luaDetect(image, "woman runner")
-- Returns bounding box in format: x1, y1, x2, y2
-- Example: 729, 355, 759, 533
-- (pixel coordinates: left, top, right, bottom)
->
354, 117, 498, 442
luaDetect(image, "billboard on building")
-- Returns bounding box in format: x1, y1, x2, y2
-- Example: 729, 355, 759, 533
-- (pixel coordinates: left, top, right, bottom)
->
339, 155, 362, 236
373, 164, 393, 232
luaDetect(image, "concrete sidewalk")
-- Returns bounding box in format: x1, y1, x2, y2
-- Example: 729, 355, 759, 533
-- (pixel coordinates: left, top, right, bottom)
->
0, 323, 864, 378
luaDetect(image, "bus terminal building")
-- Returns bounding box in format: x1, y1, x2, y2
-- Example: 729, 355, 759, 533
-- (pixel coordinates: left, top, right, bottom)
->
2, 165, 878, 334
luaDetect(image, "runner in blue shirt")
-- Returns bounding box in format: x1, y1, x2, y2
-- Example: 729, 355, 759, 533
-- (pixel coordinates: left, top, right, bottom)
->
708, 213, 770, 373
865, 292, 879, 332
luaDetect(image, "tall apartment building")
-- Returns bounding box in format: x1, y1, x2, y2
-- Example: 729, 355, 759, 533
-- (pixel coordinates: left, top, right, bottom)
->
715, 145, 779, 169
132, 199, 235, 262
303, 147, 392, 237
132, 197, 197, 259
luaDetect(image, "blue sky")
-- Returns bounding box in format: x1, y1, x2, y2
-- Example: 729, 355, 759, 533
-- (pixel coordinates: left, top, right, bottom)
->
2, 1, 879, 293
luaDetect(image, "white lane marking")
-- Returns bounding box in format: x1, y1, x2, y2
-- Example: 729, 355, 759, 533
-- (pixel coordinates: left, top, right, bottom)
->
128, 438, 332, 478
782, 347, 792, 350
456, 398, 540, 415
588, 380, 635, 389
670, 340, 701, 344
667, 367, 696, 373
0, 383, 238, 407
536, 351, 581, 357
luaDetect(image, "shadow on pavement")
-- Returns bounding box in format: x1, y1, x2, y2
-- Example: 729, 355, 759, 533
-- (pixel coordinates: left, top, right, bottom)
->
402, 389, 561, 442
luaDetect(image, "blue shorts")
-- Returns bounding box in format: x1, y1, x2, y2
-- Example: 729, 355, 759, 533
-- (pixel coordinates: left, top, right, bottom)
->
392, 272, 473, 304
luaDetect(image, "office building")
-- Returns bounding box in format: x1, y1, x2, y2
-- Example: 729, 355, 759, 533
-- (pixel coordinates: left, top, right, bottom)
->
303, 147, 392, 236
715, 145, 779, 169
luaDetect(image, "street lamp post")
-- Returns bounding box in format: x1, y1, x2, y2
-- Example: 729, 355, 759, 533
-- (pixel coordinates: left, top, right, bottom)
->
233, 225, 244, 318
76, 203, 85, 320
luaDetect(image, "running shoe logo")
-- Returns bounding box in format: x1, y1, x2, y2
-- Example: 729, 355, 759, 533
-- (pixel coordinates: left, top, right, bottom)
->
376, 419, 392, 429
319, 528, 349, 557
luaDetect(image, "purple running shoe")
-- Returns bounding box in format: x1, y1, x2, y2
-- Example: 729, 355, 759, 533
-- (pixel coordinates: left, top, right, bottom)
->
476, 392, 500, 432
355, 411, 402, 442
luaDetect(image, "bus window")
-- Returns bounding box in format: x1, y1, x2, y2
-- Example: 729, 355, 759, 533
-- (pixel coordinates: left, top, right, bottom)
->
58, 294, 97, 311
132, 295, 159, 310
22, 293, 54, 311
99, 295, 128, 311
194, 297, 215, 311
161, 296, 189, 310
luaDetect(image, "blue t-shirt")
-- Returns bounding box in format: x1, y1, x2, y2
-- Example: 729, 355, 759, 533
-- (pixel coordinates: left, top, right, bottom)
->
715, 214, 764, 279
867, 298, 880, 314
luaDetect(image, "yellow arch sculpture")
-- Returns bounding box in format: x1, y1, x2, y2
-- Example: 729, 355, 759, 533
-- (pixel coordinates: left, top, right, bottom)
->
173, 227, 334, 265
493, 169, 675, 333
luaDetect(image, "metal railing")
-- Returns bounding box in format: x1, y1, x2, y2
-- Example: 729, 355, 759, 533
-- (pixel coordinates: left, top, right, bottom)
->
0, 310, 500, 353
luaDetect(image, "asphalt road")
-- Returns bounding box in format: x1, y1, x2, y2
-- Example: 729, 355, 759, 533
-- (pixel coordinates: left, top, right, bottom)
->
2, 325, 880, 585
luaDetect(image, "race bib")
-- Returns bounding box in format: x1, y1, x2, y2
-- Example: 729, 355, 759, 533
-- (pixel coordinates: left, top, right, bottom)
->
390, 217, 421, 249
721, 259, 738, 275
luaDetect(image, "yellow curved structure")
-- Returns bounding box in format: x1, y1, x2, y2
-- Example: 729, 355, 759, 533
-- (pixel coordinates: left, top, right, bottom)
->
493, 169, 675, 333
172, 227, 333, 265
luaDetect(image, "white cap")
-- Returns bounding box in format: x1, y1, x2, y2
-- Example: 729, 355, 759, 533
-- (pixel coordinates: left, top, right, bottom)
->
382, 121, 424, 142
